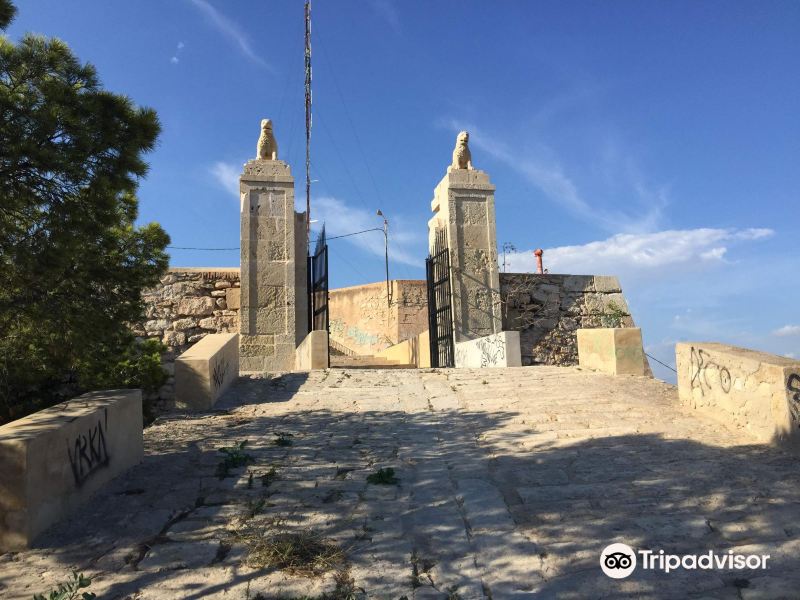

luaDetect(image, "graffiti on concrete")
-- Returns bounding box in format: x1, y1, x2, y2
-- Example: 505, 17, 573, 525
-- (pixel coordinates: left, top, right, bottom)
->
690, 347, 732, 395
476, 334, 507, 367
67, 409, 110, 487
212, 358, 230, 390
788, 373, 800, 428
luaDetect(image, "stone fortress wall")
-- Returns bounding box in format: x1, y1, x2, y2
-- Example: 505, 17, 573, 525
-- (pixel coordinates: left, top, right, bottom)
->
137, 268, 639, 406
499, 273, 636, 366
328, 280, 428, 355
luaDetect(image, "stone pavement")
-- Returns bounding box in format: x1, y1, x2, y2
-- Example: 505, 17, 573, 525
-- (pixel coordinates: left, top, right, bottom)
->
2, 366, 799, 599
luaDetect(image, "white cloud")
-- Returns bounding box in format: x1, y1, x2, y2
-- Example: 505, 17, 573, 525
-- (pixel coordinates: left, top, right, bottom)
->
370, 0, 400, 32
504, 227, 774, 276
313, 196, 420, 267
170, 56, 179, 65
210, 161, 240, 196
440, 119, 667, 233
209, 162, 421, 267
177, 41, 185, 50
774, 325, 800, 337
189, 0, 269, 68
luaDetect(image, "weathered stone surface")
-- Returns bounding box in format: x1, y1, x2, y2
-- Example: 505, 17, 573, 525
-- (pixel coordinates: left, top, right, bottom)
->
676, 342, 800, 449
4, 367, 799, 598
0, 390, 142, 550
225, 287, 241, 310
175, 333, 239, 411
177, 297, 215, 317
577, 327, 646, 376
429, 167, 502, 342
294, 330, 329, 370
454, 331, 522, 368
500, 273, 640, 369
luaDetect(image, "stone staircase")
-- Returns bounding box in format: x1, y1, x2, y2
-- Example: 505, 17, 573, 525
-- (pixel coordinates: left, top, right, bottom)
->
329, 337, 414, 368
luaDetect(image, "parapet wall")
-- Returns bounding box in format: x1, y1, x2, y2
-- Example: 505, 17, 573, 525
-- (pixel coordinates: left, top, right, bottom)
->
134, 268, 241, 406
328, 280, 428, 355
138, 270, 640, 403
499, 273, 637, 367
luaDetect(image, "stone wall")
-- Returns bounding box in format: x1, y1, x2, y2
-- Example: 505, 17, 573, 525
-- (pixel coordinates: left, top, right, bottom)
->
499, 273, 636, 367
328, 280, 428, 356
133, 268, 241, 406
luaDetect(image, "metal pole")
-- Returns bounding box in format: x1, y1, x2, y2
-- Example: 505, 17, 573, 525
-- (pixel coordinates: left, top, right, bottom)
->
384, 217, 390, 306
304, 0, 312, 238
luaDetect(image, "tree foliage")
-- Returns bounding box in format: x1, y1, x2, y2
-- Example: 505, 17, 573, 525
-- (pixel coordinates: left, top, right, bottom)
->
0, 1, 170, 422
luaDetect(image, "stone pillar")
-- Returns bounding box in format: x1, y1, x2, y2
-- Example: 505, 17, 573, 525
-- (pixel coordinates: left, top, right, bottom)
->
239, 159, 306, 371
428, 166, 503, 342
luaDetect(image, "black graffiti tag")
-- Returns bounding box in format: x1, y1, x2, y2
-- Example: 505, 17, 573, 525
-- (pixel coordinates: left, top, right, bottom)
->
212, 359, 230, 390
67, 409, 110, 487
690, 347, 731, 395
787, 374, 800, 429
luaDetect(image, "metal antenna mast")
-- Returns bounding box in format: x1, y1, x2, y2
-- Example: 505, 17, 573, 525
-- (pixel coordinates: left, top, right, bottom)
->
304, 0, 312, 237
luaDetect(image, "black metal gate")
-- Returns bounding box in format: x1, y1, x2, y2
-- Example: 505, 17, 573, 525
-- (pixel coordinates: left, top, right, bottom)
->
308, 225, 329, 342
425, 229, 455, 368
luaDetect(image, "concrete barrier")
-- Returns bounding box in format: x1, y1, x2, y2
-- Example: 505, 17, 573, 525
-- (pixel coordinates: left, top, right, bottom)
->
577, 328, 646, 376
0, 390, 143, 550
676, 343, 800, 448
375, 330, 430, 368
295, 330, 329, 370
175, 333, 239, 410
454, 331, 522, 368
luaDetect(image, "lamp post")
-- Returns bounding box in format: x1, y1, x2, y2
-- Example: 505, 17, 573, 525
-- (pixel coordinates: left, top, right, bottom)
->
376, 209, 390, 306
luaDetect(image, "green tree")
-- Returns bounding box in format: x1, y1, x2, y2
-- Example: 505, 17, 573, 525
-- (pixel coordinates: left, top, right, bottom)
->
0, 0, 169, 422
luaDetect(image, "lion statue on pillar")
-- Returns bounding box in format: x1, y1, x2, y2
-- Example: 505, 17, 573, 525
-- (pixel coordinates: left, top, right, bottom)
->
451, 130, 474, 171
256, 118, 278, 160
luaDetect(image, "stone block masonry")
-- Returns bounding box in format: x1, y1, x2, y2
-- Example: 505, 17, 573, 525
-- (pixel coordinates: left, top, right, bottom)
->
0, 389, 143, 550
133, 268, 240, 411
500, 273, 640, 368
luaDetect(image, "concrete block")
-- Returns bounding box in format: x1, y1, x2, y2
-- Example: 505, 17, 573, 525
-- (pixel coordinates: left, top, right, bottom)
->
577, 328, 645, 376
593, 275, 622, 293
295, 330, 329, 370
455, 331, 522, 368
175, 333, 239, 410
0, 390, 143, 550
676, 342, 800, 448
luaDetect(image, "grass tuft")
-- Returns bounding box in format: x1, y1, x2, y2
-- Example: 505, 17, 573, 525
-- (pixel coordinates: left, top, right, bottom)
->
366, 467, 399, 485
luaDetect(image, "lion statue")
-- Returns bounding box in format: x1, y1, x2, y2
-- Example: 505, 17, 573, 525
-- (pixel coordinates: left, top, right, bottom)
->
256, 118, 278, 160
451, 130, 474, 171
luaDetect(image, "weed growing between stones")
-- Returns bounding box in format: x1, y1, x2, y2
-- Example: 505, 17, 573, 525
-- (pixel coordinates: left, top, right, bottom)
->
216, 440, 254, 479
274, 431, 295, 447
34, 571, 96, 600
366, 467, 399, 485
235, 526, 345, 576
267, 568, 364, 600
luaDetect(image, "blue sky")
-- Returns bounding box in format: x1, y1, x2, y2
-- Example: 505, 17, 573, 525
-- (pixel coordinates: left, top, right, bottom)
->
8, 0, 799, 379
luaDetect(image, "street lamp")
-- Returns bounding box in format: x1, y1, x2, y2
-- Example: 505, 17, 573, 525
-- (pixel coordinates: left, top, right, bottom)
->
376, 209, 390, 306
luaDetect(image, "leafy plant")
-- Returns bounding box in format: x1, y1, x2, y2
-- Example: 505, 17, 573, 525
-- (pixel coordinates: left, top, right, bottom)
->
366, 467, 399, 485
273, 432, 294, 447
33, 571, 96, 600
600, 300, 627, 328
216, 441, 254, 479
0, 0, 169, 424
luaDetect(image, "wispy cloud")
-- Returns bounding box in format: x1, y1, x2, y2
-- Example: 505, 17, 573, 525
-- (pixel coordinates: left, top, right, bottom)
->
211, 161, 240, 195
370, 0, 401, 33
504, 227, 774, 276
209, 161, 421, 267
189, 0, 269, 68
440, 119, 667, 233
313, 196, 420, 267
170, 40, 185, 65
774, 325, 800, 337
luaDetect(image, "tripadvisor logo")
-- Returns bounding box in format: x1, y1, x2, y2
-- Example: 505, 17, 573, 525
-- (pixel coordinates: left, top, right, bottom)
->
600, 544, 770, 578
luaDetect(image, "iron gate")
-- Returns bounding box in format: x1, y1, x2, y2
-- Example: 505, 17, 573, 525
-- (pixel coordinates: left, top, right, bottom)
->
308, 225, 329, 341
425, 229, 455, 368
